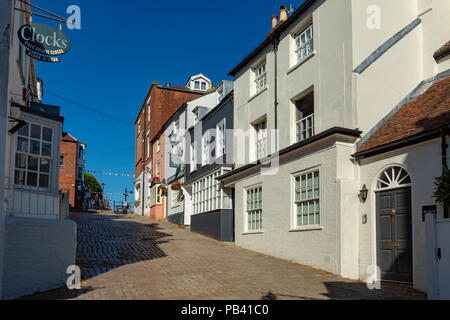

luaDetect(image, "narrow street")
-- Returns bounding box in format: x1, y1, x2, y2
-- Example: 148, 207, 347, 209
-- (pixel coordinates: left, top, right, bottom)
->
24, 211, 425, 300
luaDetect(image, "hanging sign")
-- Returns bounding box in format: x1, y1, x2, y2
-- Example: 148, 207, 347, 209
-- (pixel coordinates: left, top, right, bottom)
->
26, 50, 61, 63
18, 23, 71, 63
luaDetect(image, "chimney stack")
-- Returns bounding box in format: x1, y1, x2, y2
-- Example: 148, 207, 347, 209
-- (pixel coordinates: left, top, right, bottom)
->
280, 5, 288, 22
272, 15, 278, 29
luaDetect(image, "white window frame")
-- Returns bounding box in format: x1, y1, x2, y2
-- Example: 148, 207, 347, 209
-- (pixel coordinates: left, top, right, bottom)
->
255, 120, 267, 160
150, 185, 163, 207
194, 81, 200, 90
201, 131, 210, 167
192, 167, 232, 215
156, 161, 161, 177
254, 61, 267, 94
295, 24, 314, 64
171, 189, 181, 208
14, 122, 53, 191
216, 119, 226, 159
156, 139, 161, 153
201, 82, 207, 91
292, 168, 321, 230
137, 120, 141, 135
190, 142, 197, 172
244, 185, 263, 233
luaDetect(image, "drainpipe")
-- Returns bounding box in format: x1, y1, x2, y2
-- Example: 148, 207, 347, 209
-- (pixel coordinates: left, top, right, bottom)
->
441, 127, 449, 218
142, 105, 147, 217
272, 34, 280, 152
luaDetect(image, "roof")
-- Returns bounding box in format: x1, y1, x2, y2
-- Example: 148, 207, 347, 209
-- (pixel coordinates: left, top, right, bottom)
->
229, 0, 317, 76
355, 76, 450, 159
434, 40, 450, 61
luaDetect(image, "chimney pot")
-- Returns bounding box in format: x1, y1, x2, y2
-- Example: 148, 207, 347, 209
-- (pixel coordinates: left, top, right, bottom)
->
280, 5, 288, 22
272, 15, 278, 29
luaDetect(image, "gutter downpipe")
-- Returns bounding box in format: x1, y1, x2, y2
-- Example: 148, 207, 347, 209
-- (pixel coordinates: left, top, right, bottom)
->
441, 127, 449, 218
142, 106, 147, 217
272, 34, 280, 152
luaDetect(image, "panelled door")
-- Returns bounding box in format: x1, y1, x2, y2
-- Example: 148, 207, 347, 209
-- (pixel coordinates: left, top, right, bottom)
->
376, 187, 413, 283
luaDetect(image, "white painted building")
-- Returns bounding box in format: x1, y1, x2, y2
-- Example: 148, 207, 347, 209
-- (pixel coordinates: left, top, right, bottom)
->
0, 0, 76, 299
220, 0, 450, 293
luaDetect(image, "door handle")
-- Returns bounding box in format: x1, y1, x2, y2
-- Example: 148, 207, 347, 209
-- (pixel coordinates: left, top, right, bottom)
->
437, 248, 442, 260
391, 209, 396, 216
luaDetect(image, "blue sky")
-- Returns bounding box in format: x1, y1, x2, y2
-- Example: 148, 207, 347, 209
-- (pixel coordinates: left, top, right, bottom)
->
34, 0, 305, 204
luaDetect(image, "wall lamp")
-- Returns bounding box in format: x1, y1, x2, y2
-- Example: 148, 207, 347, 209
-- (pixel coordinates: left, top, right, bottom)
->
360, 185, 368, 203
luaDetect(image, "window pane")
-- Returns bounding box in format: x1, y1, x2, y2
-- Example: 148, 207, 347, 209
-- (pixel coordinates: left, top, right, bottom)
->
40, 143, 51, 157
39, 174, 49, 188
30, 124, 41, 139
40, 158, 50, 173
28, 156, 39, 171
30, 140, 40, 155
27, 172, 38, 187
309, 201, 315, 225
17, 137, 28, 153
15, 170, 25, 185
42, 127, 52, 142
15, 154, 27, 169
18, 123, 29, 136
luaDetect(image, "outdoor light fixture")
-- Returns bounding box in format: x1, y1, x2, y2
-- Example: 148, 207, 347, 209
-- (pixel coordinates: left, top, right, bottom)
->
360, 185, 368, 203
168, 131, 177, 147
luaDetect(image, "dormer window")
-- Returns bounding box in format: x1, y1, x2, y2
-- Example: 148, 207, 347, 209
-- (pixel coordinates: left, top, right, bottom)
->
194, 81, 200, 90
201, 82, 207, 91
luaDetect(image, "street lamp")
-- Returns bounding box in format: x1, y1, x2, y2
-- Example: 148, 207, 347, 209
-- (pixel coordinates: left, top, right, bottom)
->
359, 185, 368, 203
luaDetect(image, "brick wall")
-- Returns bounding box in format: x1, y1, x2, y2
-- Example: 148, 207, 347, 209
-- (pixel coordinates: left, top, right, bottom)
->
59, 139, 78, 207
135, 84, 203, 178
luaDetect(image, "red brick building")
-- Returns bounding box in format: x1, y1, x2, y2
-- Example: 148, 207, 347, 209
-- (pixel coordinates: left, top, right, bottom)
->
59, 132, 87, 208
134, 77, 209, 217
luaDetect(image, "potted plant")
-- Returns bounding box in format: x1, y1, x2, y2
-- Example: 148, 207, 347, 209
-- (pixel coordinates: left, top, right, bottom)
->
151, 175, 161, 185
171, 181, 181, 190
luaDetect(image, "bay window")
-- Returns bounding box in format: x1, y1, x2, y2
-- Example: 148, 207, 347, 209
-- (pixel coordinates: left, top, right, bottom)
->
192, 168, 232, 215
15, 122, 53, 190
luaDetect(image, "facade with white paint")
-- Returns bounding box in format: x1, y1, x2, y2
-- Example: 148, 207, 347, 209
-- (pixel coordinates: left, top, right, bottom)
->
221, 0, 450, 293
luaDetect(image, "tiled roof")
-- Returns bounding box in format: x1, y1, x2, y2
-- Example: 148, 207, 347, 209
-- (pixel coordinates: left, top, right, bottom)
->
434, 40, 450, 61
356, 76, 450, 154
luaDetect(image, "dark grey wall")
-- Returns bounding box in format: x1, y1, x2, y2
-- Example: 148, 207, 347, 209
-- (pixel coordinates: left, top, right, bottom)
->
191, 210, 234, 242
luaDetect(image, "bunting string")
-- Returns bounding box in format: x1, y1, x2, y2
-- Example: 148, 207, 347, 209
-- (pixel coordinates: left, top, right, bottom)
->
86, 170, 135, 178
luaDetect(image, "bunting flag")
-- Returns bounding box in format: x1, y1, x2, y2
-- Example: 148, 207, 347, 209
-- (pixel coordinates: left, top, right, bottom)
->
86, 170, 135, 178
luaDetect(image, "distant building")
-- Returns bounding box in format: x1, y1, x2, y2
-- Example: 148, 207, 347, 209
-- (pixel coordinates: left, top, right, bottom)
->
59, 132, 87, 209
134, 77, 210, 218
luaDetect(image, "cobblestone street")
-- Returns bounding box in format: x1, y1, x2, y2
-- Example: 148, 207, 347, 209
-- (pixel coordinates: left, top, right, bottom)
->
24, 211, 426, 300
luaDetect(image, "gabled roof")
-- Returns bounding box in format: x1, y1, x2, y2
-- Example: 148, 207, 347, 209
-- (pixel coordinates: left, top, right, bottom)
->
434, 40, 450, 61
354, 76, 450, 159
185, 73, 212, 86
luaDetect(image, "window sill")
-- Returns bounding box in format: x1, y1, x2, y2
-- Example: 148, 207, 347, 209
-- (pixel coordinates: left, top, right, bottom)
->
242, 231, 264, 235
289, 226, 323, 233
287, 52, 316, 75
248, 87, 268, 103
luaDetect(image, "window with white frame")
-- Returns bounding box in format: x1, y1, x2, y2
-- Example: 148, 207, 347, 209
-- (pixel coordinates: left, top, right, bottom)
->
201, 82, 207, 91
246, 186, 263, 232
147, 131, 150, 158
294, 170, 320, 227
192, 168, 232, 215
254, 62, 267, 94
157, 139, 161, 152
295, 91, 315, 142
216, 119, 226, 158
255, 120, 267, 160
194, 81, 200, 90
295, 24, 314, 63
78, 145, 84, 160
15, 122, 53, 189
137, 120, 141, 135
59, 155, 64, 168
171, 189, 181, 208
190, 142, 197, 172
150, 185, 162, 207
156, 161, 160, 177
201, 131, 210, 166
